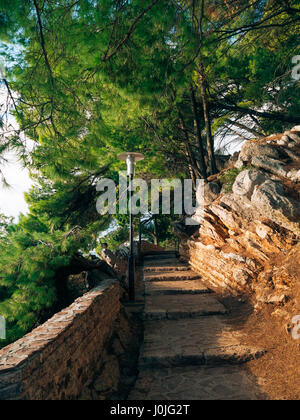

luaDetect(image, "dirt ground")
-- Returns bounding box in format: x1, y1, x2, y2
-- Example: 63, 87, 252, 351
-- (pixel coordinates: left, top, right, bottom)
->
221, 296, 300, 400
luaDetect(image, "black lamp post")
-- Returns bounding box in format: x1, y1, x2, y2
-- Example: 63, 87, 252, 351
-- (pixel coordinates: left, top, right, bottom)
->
117, 152, 144, 301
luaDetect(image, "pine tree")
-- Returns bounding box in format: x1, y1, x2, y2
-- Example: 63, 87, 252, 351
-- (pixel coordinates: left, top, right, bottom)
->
0, 0, 299, 346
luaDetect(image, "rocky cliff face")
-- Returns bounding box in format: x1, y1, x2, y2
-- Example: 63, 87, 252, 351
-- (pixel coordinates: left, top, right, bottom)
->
180, 126, 300, 317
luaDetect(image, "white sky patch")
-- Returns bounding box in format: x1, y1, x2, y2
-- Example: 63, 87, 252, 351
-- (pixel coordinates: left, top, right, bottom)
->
0, 151, 32, 219
0, 88, 33, 221
98, 219, 118, 238
215, 133, 246, 155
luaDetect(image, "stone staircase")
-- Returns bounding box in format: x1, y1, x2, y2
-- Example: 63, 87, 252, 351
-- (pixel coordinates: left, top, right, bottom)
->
129, 253, 266, 400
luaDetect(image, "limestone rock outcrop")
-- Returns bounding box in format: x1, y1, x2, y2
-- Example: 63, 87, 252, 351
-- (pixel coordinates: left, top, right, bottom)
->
179, 126, 300, 311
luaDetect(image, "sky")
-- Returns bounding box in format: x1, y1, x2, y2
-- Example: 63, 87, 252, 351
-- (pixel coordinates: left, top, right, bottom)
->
0, 88, 32, 220
0, 151, 32, 220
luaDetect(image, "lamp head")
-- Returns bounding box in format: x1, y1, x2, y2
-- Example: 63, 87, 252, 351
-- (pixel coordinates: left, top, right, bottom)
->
117, 152, 145, 176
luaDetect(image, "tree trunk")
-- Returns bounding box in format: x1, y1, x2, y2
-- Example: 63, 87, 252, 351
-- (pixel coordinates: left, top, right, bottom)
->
179, 114, 202, 183
197, 66, 217, 175
190, 86, 207, 179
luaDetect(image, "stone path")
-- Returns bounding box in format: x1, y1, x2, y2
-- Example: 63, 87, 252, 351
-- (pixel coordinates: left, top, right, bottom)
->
129, 253, 266, 400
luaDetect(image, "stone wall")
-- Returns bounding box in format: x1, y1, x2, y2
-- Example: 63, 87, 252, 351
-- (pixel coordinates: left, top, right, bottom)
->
0, 279, 123, 400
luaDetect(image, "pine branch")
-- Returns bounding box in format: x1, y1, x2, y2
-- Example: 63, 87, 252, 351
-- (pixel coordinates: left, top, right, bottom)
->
102, 0, 161, 62
32, 0, 54, 86
216, 103, 300, 124
32, 0, 61, 137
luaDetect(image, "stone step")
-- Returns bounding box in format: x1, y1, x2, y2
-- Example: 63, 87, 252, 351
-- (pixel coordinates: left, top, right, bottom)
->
145, 280, 212, 296
129, 365, 266, 400
143, 253, 177, 261
143, 264, 190, 273
144, 294, 228, 320
144, 258, 186, 267
139, 317, 265, 369
144, 271, 201, 282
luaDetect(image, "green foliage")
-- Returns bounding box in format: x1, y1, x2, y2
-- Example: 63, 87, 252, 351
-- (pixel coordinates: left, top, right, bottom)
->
99, 225, 129, 253
0, 213, 13, 238
0, 213, 93, 348
1, 0, 299, 182
219, 167, 247, 193
0, 0, 299, 346
141, 214, 177, 245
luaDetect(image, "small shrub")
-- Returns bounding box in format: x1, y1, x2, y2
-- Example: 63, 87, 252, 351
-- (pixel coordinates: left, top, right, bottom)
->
219, 167, 247, 193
